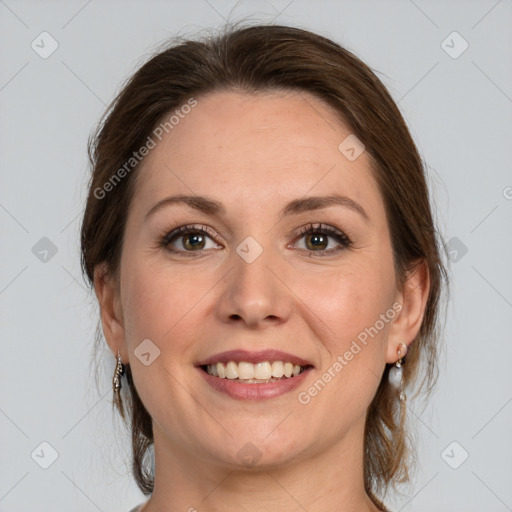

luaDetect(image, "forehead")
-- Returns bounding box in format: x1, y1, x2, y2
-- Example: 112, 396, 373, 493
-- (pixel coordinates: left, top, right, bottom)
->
130, 89, 384, 221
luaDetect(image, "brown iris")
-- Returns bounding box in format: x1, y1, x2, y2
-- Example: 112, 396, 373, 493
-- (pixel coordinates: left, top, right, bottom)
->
305, 233, 328, 251
182, 232, 206, 250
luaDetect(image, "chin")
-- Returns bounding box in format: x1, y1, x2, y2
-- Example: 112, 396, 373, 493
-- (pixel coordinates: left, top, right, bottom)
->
209, 433, 307, 471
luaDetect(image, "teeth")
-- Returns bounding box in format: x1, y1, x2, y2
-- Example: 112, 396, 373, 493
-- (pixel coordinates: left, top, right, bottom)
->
238, 361, 255, 379
205, 361, 306, 380
271, 361, 284, 378
225, 361, 238, 379
254, 361, 272, 379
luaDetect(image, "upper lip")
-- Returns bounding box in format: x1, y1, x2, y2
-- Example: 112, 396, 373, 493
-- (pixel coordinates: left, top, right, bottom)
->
195, 349, 314, 368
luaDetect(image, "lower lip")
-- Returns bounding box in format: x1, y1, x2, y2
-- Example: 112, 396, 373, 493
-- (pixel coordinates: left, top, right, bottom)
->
197, 367, 313, 400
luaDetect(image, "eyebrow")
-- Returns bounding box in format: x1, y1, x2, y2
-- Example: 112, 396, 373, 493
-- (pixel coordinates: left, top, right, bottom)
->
144, 193, 370, 223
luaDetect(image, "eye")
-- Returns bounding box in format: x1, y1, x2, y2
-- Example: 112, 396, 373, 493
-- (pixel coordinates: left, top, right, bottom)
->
160, 225, 221, 255
159, 222, 352, 258
292, 223, 352, 256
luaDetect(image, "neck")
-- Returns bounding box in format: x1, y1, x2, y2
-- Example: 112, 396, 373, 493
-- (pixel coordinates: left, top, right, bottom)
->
142, 418, 383, 512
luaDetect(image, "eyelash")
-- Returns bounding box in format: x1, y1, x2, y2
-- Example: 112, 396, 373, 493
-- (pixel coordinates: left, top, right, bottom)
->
159, 223, 352, 258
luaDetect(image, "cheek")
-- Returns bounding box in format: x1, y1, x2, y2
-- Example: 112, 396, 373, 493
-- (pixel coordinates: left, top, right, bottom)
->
121, 264, 167, 341
294, 259, 395, 412
298, 260, 395, 345
120, 252, 221, 360
118, 257, 208, 426
301, 259, 396, 411
120, 256, 174, 346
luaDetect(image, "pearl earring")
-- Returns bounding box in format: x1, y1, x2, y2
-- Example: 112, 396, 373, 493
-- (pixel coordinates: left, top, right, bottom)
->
388, 342, 407, 402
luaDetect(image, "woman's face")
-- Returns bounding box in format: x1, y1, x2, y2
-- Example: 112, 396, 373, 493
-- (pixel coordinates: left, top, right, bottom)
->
108, 90, 407, 469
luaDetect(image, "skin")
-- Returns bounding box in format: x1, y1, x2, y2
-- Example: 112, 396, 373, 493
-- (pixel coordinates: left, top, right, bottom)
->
95, 90, 429, 512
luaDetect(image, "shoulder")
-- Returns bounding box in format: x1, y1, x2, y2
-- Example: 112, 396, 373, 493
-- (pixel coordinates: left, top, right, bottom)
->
129, 498, 150, 512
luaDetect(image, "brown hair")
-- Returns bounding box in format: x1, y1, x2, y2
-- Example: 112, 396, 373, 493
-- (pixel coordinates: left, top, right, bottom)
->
80, 22, 447, 507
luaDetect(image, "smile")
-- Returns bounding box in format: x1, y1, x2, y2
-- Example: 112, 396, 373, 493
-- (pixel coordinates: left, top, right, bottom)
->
196, 349, 314, 399
202, 360, 309, 383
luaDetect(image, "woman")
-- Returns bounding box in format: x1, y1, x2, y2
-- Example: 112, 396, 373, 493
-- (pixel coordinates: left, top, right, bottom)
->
81, 23, 447, 512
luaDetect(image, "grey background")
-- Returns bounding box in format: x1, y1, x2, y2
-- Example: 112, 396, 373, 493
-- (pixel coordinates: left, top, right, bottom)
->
1, 0, 511, 511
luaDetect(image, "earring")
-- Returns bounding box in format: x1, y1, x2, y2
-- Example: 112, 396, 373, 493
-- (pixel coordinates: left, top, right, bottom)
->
388, 342, 407, 402
113, 349, 125, 402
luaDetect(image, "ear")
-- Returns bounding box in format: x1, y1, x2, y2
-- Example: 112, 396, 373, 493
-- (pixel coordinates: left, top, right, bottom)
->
93, 263, 127, 360
386, 259, 430, 363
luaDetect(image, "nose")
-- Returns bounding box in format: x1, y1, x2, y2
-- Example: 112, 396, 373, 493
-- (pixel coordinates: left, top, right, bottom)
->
216, 242, 292, 329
